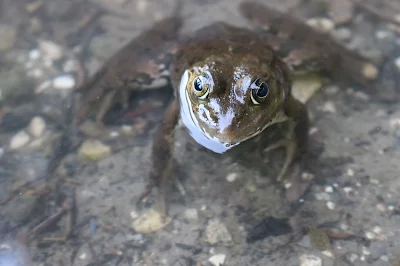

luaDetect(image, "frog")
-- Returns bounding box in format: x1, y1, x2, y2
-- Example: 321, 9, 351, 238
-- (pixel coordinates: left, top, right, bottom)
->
73, 1, 379, 217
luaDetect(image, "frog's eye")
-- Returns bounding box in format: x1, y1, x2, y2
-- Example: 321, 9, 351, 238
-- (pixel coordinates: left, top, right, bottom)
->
192, 76, 210, 100
250, 78, 269, 105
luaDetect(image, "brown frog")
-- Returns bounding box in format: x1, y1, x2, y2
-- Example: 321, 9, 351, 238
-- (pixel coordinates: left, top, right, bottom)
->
73, 1, 378, 217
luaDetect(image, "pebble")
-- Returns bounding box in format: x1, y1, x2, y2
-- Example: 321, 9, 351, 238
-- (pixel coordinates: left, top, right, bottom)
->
0, 24, 17, 51
184, 208, 199, 221
28, 49, 41, 60
204, 219, 232, 245
27, 116, 46, 138
361, 63, 379, 80
306, 18, 335, 33
208, 254, 226, 266
365, 231, 375, 239
321, 101, 336, 113
53, 75, 76, 90
226, 172, 238, 182
332, 28, 352, 42
132, 208, 171, 234
299, 254, 322, 266
78, 139, 111, 161
343, 186, 353, 194
39, 40, 63, 60
394, 57, 400, 72
9, 131, 30, 150
324, 186, 333, 193
326, 201, 336, 210
35, 80, 52, 94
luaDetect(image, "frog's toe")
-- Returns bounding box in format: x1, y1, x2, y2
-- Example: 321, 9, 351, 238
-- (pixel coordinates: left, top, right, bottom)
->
264, 138, 297, 182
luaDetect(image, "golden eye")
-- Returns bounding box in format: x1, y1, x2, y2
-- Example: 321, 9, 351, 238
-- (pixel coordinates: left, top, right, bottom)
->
192, 76, 210, 100
250, 78, 269, 105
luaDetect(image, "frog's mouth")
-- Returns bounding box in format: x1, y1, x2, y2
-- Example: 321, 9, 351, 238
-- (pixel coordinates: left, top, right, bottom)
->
179, 70, 239, 153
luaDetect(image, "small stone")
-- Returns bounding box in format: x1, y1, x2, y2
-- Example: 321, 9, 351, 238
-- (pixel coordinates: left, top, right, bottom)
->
326, 201, 336, 210
35, 80, 52, 94
395, 57, 400, 72
205, 219, 232, 245
9, 131, 30, 150
0, 24, 17, 51
39, 40, 63, 60
380, 255, 389, 262
332, 27, 352, 42
226, 172, 238, 182
321, 101, 336, 113
362, 63, 379, 80
78, 139, 111, 161
373, 226, 382, 234
308, 228, 332, 251
321, 250, 334, 258
28, 116, 46, 138
347, 253, 358, 262
306, 18, 335, 33
53, 75, 76, 90
343, 186, 353, 194
365, 231, 375, 239
346, 168, 354, 176
208, 254, 226, 266
325, 186, 333, 193
299, 254, 322, 266
184, 208, 199, 221
132, 208, 171, 234
292, 72, 324, 104
28, 49, 41, 60
130, 211, 139, 219
121, 125, 133, 135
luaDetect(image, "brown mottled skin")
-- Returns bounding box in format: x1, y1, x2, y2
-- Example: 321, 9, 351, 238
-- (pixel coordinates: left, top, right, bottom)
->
74, 1, 377, 217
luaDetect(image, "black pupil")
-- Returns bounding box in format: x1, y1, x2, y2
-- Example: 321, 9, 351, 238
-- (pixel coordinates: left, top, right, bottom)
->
194, 77, 203, 91
256, 83, 269, 97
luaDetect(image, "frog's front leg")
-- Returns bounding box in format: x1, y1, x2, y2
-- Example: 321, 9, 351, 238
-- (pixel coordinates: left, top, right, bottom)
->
137, 98, 180, 217
265, 95, 309, 181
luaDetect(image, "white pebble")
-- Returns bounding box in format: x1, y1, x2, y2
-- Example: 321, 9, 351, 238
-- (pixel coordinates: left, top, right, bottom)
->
373, 226, 382, 234
28, 49, 40, 60
35, 80, 52, 94
349, 253, 358, 262
365, 231, 375, 239
9, 131, 30, 150
28, 116, 46, 138
394, 57, 400, 72
343, 186, 353, 194
306, 18, 335, 33
53, 75, 76, 90
362, 246, 371, 256
208, 254, 226, 266
380, 255, 389, 262
321, 250, 334, 258
299, 254, 322, 266
324, 186, 333, 193
109, 131, 119, 138
184, 208, 199, 221
346, 168, 354, 176
321, 101, 336, 113
39, 40, 63, 60
78, 253, 87, 260
226, 172, 238, 182
327, 201, 336, 210
130, 211, 139, 219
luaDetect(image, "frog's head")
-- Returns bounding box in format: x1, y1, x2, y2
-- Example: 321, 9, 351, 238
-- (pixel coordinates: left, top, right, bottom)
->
179, 53, 290, 153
